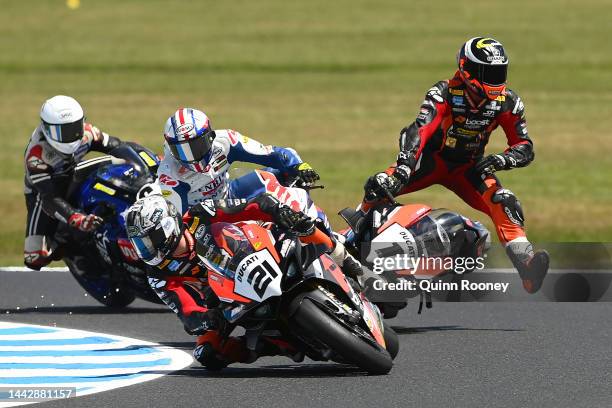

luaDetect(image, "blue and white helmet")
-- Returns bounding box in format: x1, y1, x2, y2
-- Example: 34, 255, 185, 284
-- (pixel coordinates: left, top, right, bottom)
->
163, 108, 214, 172
40, 95, 85, 155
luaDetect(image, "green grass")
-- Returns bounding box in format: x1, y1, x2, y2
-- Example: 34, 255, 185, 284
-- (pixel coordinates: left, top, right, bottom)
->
1, 0, 611, 264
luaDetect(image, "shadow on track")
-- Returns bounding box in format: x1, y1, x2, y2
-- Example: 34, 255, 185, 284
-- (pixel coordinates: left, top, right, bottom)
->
156, 341, 195, 349
89, 363, 370, 379
392, 325, 524, 334
168, 363, 370, 378
1, 306, 171, 315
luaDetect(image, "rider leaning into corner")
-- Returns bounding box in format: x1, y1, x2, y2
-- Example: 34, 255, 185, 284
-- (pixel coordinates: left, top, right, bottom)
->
362, 37, 550, 294
156, 107, 362, 277
23, 95, 129, 270
125, 191, 335, 369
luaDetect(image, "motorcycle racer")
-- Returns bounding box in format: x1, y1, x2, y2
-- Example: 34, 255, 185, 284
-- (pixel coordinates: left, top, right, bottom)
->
363, 37, 549, 293
23, 95, 128, 270
157, 107, 319, 214
126, 192, 331, 369
157, 107, 363, 278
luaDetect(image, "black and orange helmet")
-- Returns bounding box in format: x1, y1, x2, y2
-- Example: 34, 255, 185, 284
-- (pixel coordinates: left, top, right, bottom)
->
457, 37, 508, 100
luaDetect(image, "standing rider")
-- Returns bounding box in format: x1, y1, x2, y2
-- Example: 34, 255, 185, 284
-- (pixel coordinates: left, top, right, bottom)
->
24, 95, 127, 269
126, 192, 326, 369
157, 107, 362, 278
363, 37, 549, 293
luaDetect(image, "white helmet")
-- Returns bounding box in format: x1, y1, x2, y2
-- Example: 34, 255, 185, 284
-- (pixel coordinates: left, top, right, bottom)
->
40, 95, 85, 155
125, 195, 183, 266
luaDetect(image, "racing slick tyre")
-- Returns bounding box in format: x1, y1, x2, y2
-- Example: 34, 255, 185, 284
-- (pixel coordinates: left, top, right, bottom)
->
291, 297, 393, 375
383, 322, 399, 360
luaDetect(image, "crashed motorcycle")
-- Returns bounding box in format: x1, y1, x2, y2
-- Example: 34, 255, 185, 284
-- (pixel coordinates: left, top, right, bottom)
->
57, 143, 164, 307
338, 190, 491, 316
197, 220, 399, 374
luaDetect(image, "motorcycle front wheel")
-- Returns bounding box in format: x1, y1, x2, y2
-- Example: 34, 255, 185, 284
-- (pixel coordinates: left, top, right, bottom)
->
290, 295, 393, 375
65, 255, 135, 308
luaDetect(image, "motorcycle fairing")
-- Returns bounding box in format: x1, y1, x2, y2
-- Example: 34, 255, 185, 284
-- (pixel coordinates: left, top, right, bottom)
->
207, 270, 253, 304
377, 204, 431, 234
233, 249, 283, 302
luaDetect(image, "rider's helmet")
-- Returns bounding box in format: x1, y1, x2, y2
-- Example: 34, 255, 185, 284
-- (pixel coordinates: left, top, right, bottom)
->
456, 37, 509, 100
125, 194, 183, 266
163, 108, 214, 172
40, 95, 85, 155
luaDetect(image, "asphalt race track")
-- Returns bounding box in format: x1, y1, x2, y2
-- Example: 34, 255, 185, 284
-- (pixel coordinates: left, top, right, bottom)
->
1, 270, 610, 408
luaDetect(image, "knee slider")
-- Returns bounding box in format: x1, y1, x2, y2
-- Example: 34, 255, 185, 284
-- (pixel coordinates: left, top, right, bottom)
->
491, 189, 524, 226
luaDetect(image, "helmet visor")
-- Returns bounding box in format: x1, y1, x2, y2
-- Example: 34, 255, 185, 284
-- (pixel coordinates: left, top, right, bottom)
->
130, 233, 160, 262
168, 133, 212, 164
464, 59, 507, 86
42, 118, 84, 143
129, 215, 178, 262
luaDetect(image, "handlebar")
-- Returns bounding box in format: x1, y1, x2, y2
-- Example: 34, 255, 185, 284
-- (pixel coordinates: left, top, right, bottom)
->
287, 178, 325, 191
381, 186, 398, 206
303, 184, 325, 191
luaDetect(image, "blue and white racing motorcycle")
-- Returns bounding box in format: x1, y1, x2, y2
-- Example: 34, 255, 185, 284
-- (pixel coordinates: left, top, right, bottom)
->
57, 143, 163, 307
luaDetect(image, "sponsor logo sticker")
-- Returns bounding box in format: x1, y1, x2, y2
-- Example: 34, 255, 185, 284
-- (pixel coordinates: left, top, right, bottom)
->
452, 96, 465, 106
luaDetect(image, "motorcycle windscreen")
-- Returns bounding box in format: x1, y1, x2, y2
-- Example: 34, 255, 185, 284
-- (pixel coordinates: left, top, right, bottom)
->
197, 223, 249, 279
95, 163, 153, 195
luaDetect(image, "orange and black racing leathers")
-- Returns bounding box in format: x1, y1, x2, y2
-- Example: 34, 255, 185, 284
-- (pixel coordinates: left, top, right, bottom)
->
378, 72, 533, 244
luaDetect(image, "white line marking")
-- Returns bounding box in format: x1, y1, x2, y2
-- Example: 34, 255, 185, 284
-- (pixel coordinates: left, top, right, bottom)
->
0, 267, 68, 272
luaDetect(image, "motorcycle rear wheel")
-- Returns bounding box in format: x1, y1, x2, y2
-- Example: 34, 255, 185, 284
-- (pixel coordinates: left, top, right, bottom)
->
291, 297, 393, 375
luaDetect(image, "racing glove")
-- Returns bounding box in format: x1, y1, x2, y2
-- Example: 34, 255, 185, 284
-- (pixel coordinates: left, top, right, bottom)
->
364, 172, 401, 202
275, 205, 315, 236
474, 153, 515, 175
292, 162, 320, 187
393, 151, 413, 185
68, 213, 103, 232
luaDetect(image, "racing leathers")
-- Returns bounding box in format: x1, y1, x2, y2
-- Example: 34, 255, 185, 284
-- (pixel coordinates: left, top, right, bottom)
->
364, 72, 546, 292
157, 128, 363, 279
157, 128, 305, 214
23, 123, 124, 269
146, 194, 327, 368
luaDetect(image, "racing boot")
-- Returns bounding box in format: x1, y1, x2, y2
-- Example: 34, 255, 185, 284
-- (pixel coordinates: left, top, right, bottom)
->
257, 336, 305, 363
194, 331, 250, 371
506, 240, 550, 294
24, 235, 59, 270
328, 238, 364, 284
23, 251, 52, 271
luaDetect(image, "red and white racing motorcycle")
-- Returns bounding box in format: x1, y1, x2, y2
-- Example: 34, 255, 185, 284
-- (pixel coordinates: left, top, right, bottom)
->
338, 197, 491, 316
197, 219, 398, 374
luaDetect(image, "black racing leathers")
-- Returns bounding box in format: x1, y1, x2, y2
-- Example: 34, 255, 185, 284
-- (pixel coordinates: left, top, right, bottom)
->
24, 123, 123, 223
